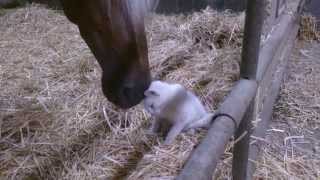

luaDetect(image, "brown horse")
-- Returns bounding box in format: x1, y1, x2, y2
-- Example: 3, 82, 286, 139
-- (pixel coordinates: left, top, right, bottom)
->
60, 0, 159, 109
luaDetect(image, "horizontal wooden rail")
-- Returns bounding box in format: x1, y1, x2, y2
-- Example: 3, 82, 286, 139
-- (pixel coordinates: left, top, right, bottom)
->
176, 79, 258, 180
256, 13, 296, 82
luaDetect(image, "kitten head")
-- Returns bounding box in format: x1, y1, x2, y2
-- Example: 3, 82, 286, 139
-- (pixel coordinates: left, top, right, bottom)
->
143, 81, 181, 115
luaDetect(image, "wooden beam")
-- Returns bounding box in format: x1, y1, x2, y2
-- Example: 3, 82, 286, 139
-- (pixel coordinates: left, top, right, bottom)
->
176, 79, 257, 180
255, 14, 297, 123
232, 0, 265, 179
247, 21, 300, 180
246, 1, 303, 178
256, 14, 295, 82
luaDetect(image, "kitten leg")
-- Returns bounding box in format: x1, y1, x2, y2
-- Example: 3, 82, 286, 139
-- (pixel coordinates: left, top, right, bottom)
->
186, 113, 214, 129
148, 117, 162, 134
164, 121, 187, 145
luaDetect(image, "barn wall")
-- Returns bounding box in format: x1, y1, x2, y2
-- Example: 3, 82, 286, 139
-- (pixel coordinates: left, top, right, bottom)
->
155, 0, 247, 14
31, 0, 60, 8
306, 0, 320, 24
0, 0, 60, 8
224, 0, 247, 11
1, 0, 249, 12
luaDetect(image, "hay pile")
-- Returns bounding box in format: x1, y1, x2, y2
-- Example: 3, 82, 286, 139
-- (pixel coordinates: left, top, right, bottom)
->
147, 9, 244, 107
298, 14, 320, 41
0, 4, 243, 179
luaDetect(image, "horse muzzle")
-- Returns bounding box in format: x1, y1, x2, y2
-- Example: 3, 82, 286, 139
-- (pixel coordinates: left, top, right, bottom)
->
102, 75, 151, 109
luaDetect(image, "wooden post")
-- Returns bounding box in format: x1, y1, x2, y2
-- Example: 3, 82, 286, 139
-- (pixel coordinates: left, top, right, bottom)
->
232, 0, 265, 180
239, 0, 265, 79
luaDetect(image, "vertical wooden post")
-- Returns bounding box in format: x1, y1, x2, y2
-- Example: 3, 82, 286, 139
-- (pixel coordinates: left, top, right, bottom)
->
276, 0, 280, 18
232, 0, 265, 180
239, 0, 265, 79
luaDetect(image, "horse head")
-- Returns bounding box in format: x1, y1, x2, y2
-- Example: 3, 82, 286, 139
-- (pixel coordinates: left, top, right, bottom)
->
61, 0, 158, 108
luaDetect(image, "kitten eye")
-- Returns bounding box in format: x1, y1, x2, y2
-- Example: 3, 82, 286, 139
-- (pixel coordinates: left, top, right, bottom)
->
145, 90, 159, 97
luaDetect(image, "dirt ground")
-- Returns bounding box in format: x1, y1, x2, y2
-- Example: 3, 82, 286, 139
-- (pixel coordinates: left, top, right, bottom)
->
0, 4, 319, 180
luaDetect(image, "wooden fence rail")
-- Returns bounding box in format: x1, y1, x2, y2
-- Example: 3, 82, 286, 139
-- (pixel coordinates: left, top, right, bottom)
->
257, 14, 297, 82
247, 23, 299, 178
247, 0, 305, 178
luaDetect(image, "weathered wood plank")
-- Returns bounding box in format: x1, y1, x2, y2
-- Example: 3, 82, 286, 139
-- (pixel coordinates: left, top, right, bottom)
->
246, 1, 303, 179
247, 20, 300, 180
256, 14, 296, 119
257, 14, 295, 82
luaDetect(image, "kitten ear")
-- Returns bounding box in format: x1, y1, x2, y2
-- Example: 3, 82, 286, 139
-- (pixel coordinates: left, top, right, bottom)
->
144, 90, 159, 97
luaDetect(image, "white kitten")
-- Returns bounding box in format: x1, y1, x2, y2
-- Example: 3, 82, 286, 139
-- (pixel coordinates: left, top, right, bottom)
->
143, 80, 214, 145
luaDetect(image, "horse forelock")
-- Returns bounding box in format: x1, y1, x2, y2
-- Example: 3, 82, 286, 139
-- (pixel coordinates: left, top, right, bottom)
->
95, 0, 146, 46
111, 0, 152, 66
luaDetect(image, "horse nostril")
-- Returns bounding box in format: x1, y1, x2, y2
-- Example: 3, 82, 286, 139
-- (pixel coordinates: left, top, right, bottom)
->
122, 83, 135, 98
120, 81, 147, 107
122, 87, 132, 98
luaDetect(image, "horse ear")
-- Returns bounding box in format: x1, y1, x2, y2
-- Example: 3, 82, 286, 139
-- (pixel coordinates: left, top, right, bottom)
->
144, 90, 159, 97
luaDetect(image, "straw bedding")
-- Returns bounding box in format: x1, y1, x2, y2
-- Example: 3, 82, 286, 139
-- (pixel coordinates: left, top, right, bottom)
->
298, 14, 320, 41
0, 4, 319, 180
